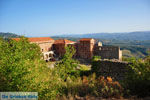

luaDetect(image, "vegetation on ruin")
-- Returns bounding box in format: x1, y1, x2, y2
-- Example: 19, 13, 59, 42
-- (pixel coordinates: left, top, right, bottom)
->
0, 37, 150, 99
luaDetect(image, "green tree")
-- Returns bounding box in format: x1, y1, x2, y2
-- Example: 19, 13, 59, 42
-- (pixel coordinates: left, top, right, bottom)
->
56, 45, 79, 79
0, 37, 44, 90
0, 37, 65, 99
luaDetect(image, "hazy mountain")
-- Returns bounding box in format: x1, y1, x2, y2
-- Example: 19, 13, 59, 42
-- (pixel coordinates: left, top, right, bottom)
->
0, 32, 20, 38
55, 31, 150, 41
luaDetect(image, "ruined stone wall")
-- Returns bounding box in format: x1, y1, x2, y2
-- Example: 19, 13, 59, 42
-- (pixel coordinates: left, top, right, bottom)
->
77, 41, 93, 59
52, 38, 122, 60
53, 44, 66, 56
53, 43, 76, 57
94, 46, 122, 60
92, 60, 130, 81
38, 41, 54, 52
76, 39, 95, 59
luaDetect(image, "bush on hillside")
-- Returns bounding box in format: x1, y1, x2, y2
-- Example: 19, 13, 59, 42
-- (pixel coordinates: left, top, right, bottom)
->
60, 74, 123, 99
124, 56, 150, 97
91, 56, 101, 75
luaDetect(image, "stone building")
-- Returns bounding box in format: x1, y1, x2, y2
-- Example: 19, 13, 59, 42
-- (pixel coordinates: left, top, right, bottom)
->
12, 37, 55, 61
12, 37, 122, 61
76, 38, 122, 60
76, 38, 95, 59
53, 39, 76, 57
94, 45, 122, 60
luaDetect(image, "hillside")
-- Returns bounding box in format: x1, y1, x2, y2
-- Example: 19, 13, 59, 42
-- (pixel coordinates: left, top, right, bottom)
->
55, 31, 150, 41
0, 32, 20, 38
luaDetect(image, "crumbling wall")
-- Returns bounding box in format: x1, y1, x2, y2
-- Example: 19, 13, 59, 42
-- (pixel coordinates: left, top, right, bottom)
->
38, 41, 54, 52
92, 60, 131, 81
77, 40, 94, 59
53, 44, 66, 56
94, 46, 122, 60
53, 43, 76, 57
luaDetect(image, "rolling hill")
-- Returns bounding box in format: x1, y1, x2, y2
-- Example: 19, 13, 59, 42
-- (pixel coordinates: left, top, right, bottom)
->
55, 31, 150, 41
0, 32, 20, 38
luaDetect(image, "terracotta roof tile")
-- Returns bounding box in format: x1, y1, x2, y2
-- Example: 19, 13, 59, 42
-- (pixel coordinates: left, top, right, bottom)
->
54, 39, 76, 44
12, 37, 54, 42
80, 38, 93, 41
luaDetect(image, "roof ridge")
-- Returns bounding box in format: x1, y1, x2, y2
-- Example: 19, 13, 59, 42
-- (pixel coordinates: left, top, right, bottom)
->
54, 39, 75, 44
12, 37, 54, 42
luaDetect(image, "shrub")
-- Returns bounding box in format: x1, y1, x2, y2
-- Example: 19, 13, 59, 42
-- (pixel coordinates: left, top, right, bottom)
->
91, 56, 101, 74
124, 56, 150, 97
61, 74, 123, 99
92, 56, 101, 61
96, 76, 123, 98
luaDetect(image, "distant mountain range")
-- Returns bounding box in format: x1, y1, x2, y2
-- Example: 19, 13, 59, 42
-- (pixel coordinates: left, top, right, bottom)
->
0, 32, 20, 38
55, 31, 150, 41
0, 31, 150, 41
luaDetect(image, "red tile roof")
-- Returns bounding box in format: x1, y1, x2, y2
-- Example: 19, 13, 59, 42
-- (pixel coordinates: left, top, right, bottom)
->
54, 39, 76, 44
79, 38, 93, 41
12, 37, 54, 42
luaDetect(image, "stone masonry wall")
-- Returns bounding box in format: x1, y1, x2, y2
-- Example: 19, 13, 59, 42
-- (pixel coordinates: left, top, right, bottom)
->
77, 40, 95, 59
92, 60, 131, 81
94, 46, 122, 60
38, 42, 54, 52
53, 44, 66, 56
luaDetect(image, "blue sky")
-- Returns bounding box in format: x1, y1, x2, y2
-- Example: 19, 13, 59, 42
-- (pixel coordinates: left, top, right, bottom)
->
0, 0, 150, 36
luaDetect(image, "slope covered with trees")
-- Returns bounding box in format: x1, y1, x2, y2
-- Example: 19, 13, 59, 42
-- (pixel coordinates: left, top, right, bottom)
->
0, 32, 20, 38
